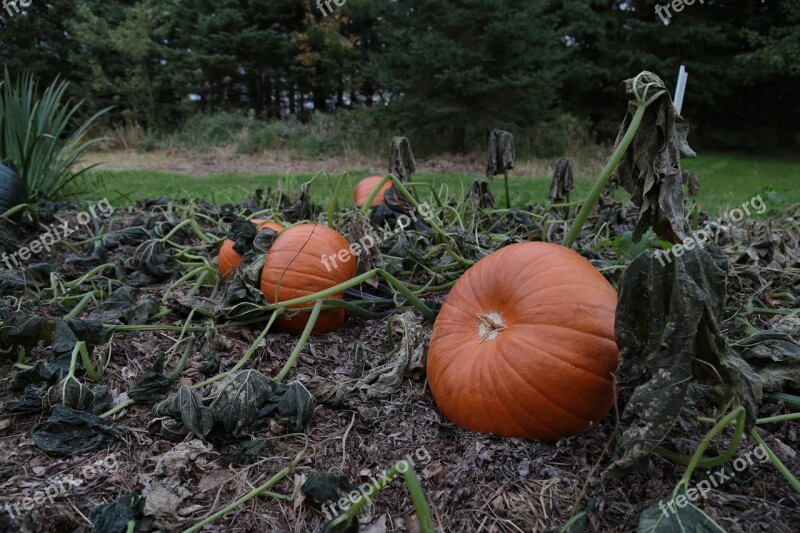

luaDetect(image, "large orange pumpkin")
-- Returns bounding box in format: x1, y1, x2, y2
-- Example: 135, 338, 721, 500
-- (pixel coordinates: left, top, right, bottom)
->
354, 176, 393, 207
218, 220, 284, 278
426, 242, 619, 442
260, 224, 356, 334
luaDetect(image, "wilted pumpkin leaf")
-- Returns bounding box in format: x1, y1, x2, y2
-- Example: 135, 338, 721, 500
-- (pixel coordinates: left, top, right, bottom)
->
346, 211, 386, 272
259, 381, 316, 432
733, 328, 800, 392
218, 261, 269, 322
210, 370, 272, 437
283, 181, 317, 222
549, 157, 575, 204
301, 471, 358, 505
608, 245, 759, 477
229, 219, 258, 255
90, 492, 145, 533
252, 227, 279, 254
0, 310, 107, 372
0, 269, 35, 296
128, 239, 175, 285
3, 362, 65, 414
389, 136, 416, 182
305, 313, 428, 408
32, 405, 124, 455
11, 361, 65, 390
50, 320, 83, 370
102, 226, 151, 249
43, 375, 95, 412
218, 439, 268, 466
200, 350, 221, 376
465, 179, 496, 209
90, 385, 114, 415
0, 310, 58, 349
0, 310, 107, 350
128, 355, 174, 403
485, 129, 515, 179
94, 286, 157, 325
154, 385, 214, 440
638, 495, 725, 533
611, 71, 696, 244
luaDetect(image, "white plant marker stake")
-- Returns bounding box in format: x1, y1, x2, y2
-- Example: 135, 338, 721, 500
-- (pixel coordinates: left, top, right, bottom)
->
674, 65, 688, 115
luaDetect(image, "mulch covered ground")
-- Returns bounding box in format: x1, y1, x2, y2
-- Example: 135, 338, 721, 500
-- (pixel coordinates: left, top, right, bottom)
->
0, 196, 798, 533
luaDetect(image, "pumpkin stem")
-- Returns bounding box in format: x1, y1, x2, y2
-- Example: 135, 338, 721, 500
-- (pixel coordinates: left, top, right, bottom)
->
477, 312, 506, 343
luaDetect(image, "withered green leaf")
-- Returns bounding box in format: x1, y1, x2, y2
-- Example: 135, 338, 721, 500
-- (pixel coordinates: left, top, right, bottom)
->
260, 381, 316, 432
389, 136, 416, 182
301, 471, 357, 505
549, 157, 574, 204
90, 492, 144, 533
218, 439, 268, 466
228, 219, 258, 255
733, 328, 800, 393
283, 181, 316, 222
217, 262, 269, 322
43, 375, 95, 412
154, 385, 214, 440
210, 370, 272, 437
94, 286, 157, 325
607, 245, 759, 477
612, 71, 696, 244
485, 129, 515, 179
32, 405, 124, 455
128, 239, 175, 283
638, 493, 725, 533
128, 355, 174, 403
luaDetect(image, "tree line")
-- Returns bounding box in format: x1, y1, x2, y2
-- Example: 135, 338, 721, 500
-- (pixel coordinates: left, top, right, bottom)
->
1, 0, 798, 153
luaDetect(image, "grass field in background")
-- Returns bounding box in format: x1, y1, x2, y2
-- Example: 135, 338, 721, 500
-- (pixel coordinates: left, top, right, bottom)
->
91, 153, 798, 218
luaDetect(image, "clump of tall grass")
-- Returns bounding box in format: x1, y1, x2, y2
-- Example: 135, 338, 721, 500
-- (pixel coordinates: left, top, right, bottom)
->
237, 110, 386, 157
0, 69, 110, 201
149, 109, 387, 157
174, 111, 252, 151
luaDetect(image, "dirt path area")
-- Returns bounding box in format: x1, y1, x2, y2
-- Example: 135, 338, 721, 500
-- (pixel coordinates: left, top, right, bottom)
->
84, 148, 606, 178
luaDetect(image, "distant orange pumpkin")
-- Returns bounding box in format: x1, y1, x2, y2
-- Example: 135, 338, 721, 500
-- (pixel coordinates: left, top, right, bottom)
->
354, 176, 393, 207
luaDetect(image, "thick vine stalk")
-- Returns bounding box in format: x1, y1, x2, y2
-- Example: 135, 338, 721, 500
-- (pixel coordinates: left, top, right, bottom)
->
563, 72, 666, 248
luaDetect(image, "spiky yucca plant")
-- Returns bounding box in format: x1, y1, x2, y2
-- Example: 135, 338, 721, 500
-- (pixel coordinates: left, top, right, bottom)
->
0, 69, 110, 202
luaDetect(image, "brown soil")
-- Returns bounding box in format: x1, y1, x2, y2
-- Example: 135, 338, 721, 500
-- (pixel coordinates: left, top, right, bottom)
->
0, 198, 797, 533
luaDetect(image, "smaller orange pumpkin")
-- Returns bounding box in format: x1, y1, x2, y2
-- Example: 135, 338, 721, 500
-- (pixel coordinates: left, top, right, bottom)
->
218, 219, 284, 278
354, 176, 393, 207
260, 224, 357, 334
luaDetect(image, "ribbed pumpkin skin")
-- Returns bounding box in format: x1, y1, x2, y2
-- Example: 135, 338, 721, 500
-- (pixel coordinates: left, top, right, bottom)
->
260, 224, 356, 334
218, 220, 284, 279
354, 176, 392, 207
426, 242, 619, 442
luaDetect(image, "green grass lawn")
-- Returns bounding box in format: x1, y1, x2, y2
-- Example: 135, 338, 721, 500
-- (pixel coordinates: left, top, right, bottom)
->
90, 153, 798, 218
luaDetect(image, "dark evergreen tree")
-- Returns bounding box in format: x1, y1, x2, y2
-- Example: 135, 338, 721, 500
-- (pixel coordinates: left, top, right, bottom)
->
371, 0, 568, 152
